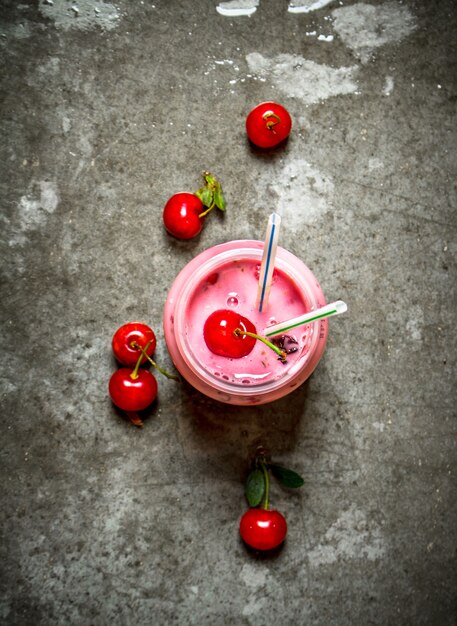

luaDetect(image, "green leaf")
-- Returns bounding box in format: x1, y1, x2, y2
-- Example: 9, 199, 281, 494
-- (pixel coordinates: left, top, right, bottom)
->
195, 187, 213, 208
244, 468, 265, 506
214, 188, 226, 211
269, 464, 304, 488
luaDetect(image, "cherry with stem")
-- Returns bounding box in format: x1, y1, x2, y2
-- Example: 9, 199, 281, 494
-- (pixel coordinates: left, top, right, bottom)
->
163, 171, 226, 240
239, 448, 305, 552
203, 309, 287, 361
246, 101, 292, 148
109, 345, 158, 422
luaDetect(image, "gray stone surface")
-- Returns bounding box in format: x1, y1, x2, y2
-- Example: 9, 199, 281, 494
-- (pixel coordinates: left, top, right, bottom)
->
1, 0, 456, 624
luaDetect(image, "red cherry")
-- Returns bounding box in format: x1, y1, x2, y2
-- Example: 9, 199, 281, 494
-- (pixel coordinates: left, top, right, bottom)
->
109, 368, 158, 411
203, 309, 256, 358
112, 322, 157, 367
246, 101, 292, 149
239, 508, 288, 551
163, 192, 204, 240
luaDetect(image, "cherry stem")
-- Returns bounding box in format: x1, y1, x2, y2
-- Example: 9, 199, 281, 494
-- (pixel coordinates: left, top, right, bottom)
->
198, 201, 215, 218
259, 460, 270, 510
131, 341, 180, 381
234, 329, 287, 362
130, 340, 152, 380
125, 411, 144, 428
263, 111, 281, 130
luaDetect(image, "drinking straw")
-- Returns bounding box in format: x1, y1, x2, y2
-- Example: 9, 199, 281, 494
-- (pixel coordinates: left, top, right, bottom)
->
256, 212, 281, 313
263, 300, 348, 337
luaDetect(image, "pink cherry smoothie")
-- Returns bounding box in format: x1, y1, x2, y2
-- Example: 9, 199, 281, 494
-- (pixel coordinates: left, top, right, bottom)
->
164, 240, 328, 405
187, 259, 308, 383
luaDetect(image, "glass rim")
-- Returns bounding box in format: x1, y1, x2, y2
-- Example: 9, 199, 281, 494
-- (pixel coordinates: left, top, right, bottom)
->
172, 242, 323, 396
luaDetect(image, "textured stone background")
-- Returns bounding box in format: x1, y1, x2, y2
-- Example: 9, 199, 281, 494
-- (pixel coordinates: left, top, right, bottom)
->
1, 1, 456, 624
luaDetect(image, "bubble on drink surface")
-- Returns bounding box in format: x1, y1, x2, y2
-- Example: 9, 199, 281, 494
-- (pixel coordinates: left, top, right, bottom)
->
226, 292, 239, 307
241, 379, 251, 384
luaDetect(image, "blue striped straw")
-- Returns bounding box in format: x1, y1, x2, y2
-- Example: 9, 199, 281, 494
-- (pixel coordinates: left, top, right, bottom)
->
256, 212, 281, 313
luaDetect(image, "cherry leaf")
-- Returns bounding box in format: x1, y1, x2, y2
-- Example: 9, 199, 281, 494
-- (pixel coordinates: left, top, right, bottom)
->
195, 187, 213, 208
214, 189, 226, 211
269, 464, 304, 488
244, 468, 265, 506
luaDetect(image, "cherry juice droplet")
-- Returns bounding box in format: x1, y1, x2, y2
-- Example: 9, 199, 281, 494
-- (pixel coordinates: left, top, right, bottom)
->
226, 292, 239, 307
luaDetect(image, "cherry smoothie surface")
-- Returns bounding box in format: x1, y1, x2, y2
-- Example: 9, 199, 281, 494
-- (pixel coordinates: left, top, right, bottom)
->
185, 258, 312, 386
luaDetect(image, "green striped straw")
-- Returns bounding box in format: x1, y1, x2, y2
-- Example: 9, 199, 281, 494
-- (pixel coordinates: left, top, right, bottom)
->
264, 300, 347, 337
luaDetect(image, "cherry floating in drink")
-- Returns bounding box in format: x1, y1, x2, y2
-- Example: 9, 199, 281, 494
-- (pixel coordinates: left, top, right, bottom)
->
203, 309, 286, 361
204, 310, 256, 358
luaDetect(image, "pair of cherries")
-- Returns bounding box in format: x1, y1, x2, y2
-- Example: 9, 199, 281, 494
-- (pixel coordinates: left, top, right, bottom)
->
109, 323, 177, 424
